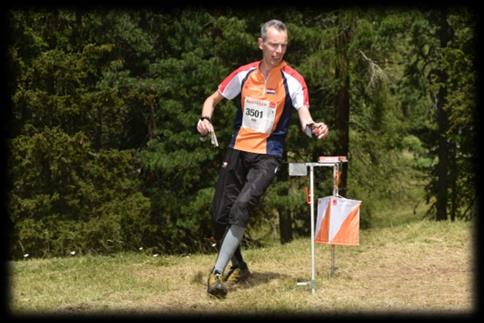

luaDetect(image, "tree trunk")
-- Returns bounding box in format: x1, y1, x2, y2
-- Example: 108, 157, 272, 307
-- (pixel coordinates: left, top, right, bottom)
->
279, 150, 293, 243
335, 75, 350, 196
279, 209, 293, 244
334, 14, 352, 196
435, 85, 449, 221
435, 10, 451, 221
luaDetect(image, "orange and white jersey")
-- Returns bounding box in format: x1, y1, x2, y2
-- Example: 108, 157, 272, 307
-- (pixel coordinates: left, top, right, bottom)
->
218, 60, 309, 157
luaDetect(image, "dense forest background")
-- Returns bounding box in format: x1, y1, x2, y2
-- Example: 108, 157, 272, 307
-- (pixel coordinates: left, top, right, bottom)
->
4, 7, 477, 259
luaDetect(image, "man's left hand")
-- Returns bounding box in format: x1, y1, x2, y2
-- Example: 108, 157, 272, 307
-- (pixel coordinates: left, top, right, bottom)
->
311, 122, 329, 139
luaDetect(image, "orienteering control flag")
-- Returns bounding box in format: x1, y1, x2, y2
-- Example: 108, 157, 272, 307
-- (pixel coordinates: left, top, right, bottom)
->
315, 196, 361, 245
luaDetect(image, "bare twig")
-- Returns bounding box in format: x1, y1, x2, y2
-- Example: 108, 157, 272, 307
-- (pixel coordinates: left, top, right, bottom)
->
359, 50, 388, 89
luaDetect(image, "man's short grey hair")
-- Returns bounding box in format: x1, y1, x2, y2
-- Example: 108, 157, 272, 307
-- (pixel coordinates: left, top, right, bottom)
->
260, 19, 287, 40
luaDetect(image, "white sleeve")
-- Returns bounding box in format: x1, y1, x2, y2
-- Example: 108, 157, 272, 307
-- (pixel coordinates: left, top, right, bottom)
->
218, 69, 253, 100
283, 72, 309, 110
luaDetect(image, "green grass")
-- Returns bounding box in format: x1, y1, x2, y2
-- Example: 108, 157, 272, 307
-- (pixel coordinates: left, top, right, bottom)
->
9, 204, 475, 315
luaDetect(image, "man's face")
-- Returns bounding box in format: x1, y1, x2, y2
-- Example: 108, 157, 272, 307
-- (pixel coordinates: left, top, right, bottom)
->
258, 26, 288, 68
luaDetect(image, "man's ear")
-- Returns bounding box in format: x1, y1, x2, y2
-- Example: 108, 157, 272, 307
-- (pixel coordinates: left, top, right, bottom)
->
257, 37, 264, 50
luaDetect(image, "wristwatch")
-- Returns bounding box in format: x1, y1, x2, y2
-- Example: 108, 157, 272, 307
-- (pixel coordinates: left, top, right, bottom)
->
200, 116, 212, 123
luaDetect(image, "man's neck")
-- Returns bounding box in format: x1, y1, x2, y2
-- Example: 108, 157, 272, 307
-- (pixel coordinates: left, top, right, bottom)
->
260, 60, 283, 79
259, 61, 272, 79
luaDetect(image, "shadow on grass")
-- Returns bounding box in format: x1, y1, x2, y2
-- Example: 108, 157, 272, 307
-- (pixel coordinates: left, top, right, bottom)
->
235, 271, 291, 289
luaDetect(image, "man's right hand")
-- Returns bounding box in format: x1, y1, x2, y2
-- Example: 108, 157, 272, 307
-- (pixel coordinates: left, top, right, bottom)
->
197, 117, 214, 136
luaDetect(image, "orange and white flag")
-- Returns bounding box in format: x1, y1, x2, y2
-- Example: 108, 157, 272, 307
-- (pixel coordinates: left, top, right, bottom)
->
315, 196, 361, 245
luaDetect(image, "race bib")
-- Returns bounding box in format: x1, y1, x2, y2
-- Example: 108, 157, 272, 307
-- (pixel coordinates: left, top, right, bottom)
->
242, 97, 276, 133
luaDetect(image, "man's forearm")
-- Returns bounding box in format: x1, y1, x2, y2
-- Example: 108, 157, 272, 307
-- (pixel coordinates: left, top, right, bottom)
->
202, 97, 216, 119
297, 105, 329, 139
201, 91, 224, 119
297, 106, 315, 130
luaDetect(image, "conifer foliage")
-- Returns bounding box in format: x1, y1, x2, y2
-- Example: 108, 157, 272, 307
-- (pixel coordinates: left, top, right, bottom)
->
6, 8, 477, 259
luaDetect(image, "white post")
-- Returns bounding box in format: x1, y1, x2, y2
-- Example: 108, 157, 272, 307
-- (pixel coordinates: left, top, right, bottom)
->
291, 158, 348, 293
309, 164, 316, 294
333, 162, 340, 196
330, 162, 341, 276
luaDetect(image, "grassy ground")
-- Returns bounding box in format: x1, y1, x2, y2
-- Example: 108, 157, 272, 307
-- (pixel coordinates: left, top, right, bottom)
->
8, 205, 475, 316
